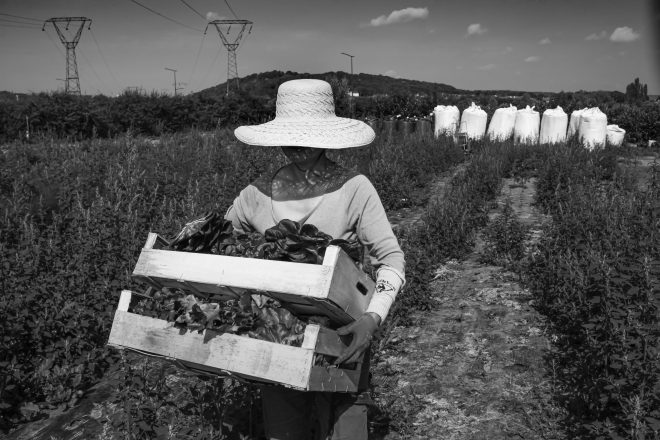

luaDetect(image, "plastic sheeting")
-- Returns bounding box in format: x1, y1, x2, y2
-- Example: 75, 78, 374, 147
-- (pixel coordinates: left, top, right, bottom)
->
607, 124, 626, 146
579, 107, 607, 150
459, 102, 487, 140
486, 105, 517, 141
513, 106, 540, 144
539, 106, 568, 144
567, 108, 587, 138
433, 105, 460, 137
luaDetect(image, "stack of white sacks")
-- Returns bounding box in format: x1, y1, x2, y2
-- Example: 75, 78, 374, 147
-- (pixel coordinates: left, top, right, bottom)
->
578, 108, 608, 150
487, 105, 517, 141
513, 106, 540, 144
606, 124, 626, 146
459, 102, 488, 140
431, 102, 622, 148
433, 105, 460, 137
539, 106, 568, 144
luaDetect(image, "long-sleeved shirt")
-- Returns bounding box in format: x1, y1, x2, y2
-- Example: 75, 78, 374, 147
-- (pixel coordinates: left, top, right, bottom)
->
225, 169, 405, 322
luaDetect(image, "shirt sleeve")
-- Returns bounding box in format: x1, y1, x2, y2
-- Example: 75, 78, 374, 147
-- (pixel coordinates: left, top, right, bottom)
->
346, 175, 406, 277
224, 186, 256, 234
345, 175, 406, 323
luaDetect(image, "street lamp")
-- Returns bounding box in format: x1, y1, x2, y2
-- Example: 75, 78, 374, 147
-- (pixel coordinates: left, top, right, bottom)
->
165, 67, 181, 96
340, 52, 355, 116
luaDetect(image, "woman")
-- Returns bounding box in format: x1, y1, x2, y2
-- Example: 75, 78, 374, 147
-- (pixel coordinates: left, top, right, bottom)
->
226, 79, 405, 440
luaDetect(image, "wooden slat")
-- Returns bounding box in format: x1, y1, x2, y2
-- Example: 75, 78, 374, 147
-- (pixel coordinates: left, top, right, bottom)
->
133, 249, 333, 298
108, 310, 315, 390
300, 324, 320, 350
117, 290, 132, 312
325, 248, 375, 320
315, 326, 353, 357
308, 366, 362, 393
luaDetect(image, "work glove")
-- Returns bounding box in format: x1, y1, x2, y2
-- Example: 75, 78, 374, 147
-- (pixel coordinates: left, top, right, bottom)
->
335, 312, 381, 366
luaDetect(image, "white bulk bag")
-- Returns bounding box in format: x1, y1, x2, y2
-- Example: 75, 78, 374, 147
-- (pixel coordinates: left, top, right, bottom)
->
579, 107, 607, 150
487, 105, 517, 141
513, 106, 540, 144
459, 102, 487, 140
567, 108, 587, 138
433, 105, 460, 137
539, 106, 568, 144
607, 124, 626, 146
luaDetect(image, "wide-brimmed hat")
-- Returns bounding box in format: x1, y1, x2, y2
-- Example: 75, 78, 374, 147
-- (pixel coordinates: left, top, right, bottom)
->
234, 79, 375, 149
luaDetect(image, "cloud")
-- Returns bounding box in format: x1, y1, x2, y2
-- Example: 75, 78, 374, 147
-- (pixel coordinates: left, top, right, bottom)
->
477, 63, 496, 71
384, 70, 400, 78
610, 26, 640, 42
585, 31, 607, 41
466, 23, 487, 36
525, 56, 540, 62
539, 37, 551, 45
205, 11, 227, 21
503, 46, 513, 54
368, 7, 429, 27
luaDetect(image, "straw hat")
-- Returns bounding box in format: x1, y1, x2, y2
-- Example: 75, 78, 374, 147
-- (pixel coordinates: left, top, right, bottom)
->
234, 79, 375, 149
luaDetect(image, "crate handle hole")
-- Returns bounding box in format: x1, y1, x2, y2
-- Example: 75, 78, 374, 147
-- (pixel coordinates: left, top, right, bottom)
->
356, 282, 368, 296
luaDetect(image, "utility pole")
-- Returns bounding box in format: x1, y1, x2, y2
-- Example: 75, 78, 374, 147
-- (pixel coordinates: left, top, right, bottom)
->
341, 52, 355, 117
42, 17, 92, 95
164, 67, 183, 96
205, 19, 253, 95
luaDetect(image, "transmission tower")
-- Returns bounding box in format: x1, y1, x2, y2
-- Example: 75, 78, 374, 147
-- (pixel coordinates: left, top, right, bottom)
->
42, 17, 92, 95
205, 19, 252, 95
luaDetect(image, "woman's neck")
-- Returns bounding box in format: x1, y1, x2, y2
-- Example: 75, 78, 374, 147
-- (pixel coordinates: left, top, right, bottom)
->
291, 151, 330, 172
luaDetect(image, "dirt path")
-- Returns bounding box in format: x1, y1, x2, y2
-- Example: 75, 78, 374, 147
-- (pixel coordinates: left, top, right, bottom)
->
388, 163, 468, 232
371, 178, 563, 439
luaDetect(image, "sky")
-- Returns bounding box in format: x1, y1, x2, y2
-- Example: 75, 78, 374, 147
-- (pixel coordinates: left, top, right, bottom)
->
0, 0, 658, 96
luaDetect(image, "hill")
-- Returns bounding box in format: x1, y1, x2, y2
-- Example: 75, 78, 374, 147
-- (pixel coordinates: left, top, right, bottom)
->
196, 70, 459, 99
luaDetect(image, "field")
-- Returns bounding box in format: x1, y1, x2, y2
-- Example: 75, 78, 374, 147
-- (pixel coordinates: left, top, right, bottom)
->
1, 127, 659, 439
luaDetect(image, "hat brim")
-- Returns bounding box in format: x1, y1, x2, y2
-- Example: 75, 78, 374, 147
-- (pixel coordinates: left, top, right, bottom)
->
234, 116, 375, 149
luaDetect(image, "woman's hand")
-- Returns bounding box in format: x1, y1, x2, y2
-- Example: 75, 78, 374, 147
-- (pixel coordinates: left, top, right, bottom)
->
334, 312, 381, 365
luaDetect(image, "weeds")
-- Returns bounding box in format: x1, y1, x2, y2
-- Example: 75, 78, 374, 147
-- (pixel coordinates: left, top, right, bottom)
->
480, 200, 530, 268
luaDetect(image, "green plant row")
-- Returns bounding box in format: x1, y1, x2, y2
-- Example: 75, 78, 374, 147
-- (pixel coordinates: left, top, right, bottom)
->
525, 144, 660, 439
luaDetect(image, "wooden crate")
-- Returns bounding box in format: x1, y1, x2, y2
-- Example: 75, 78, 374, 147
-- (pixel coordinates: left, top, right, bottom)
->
108, 290, 365, 392
132, 232, 375, 325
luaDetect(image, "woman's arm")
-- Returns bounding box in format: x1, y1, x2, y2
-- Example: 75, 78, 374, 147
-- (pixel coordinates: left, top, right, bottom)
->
346, 175, 406, 323
224, 186, 256, 234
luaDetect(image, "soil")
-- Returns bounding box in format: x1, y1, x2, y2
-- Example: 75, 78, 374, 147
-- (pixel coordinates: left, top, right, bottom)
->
370, 177, 564, 439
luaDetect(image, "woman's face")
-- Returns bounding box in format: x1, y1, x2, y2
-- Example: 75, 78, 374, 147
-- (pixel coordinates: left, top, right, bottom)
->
281, 147, 324, 166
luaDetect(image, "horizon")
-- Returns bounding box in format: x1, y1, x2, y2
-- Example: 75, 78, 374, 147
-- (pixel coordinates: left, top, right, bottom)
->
1, 0, 658, 96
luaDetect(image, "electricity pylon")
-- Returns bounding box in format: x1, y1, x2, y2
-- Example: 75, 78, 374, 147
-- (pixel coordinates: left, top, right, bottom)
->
205, 19, 252, 95
42, 17, 92, 95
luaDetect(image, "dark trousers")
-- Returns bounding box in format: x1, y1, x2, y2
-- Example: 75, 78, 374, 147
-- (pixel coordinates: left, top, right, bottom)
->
260, 351, 371, 440
261, 387, 368, 440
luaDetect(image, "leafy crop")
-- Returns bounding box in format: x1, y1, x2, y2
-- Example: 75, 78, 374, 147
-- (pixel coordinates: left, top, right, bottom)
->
480, 200, 530, 268
0, 128, 464, 436
525, 143, 660, 439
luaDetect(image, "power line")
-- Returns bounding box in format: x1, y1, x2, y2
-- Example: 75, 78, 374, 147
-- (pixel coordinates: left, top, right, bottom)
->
78, 47, 108, 94
178, 0, 205, 20
89, 28, 119, 88
188, 32, 207, 91
199, 46, 222, 90
224, 0, 239, 19
128, 0, 202, 32
43, 28, 66, 58
0, 22, 41, 29
0, 12, 42, 22
0, 17, 41, 26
